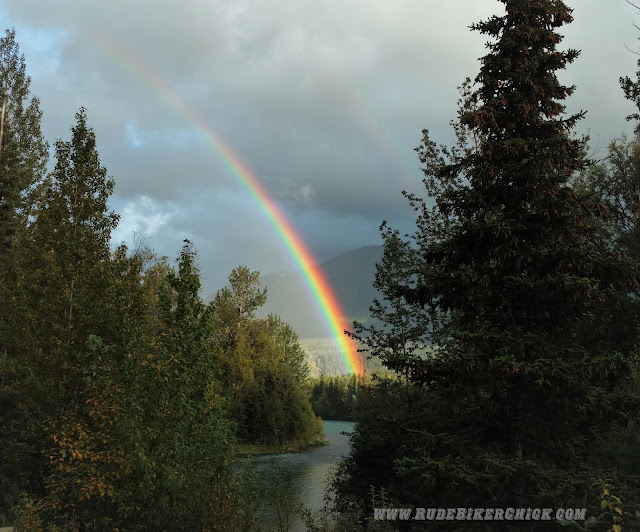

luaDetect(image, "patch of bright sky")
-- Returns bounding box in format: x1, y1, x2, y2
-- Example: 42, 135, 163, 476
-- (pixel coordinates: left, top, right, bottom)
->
109, 184, 312, 294
123, 122, 205, 151
7, 22, 67, 75
125, 121, 145, 148
110, 194, 177, 246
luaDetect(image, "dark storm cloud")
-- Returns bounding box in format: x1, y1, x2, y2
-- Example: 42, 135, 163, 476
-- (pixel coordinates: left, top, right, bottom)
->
0, 0, 637, 293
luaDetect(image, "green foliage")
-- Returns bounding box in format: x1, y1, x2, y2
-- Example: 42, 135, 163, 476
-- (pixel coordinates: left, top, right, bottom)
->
332, 380, 439, 520
575, 133, 640, 261
347, 225, 433, 381
0, 107, 247, 530
0, 27, 329, 532
212, 267, 323, 447
558, 481, 626, 531
0, 33, 50, 514
308, 374, 370, 421
211, 265, 267, 351
334, 0, 640, 527
0, 28, 49, 260
0, 108, 120, 524
596, 480, 624, 532
81, 240, 239, 530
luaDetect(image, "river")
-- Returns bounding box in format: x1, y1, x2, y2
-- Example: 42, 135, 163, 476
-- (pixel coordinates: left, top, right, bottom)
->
239, 420, 355, 532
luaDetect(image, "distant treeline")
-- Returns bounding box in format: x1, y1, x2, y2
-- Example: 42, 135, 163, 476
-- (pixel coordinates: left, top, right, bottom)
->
308, 375, 362, 420
307, 373, 394, 421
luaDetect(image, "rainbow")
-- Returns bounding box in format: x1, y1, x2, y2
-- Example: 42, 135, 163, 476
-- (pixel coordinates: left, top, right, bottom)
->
92, 36, 364, 375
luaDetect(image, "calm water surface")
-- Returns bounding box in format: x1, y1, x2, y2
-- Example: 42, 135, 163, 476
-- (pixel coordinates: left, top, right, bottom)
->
240, 420, 355, 531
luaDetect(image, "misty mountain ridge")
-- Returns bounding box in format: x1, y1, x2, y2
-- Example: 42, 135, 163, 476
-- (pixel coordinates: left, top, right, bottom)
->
255, 245, 384, 339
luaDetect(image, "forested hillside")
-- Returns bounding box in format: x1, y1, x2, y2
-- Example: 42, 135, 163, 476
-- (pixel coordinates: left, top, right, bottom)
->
300, 338, 384, 377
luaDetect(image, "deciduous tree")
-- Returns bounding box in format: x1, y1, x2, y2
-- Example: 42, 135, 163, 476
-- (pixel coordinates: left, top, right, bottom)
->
0, 28, 48, 259
0, 108, 118, 520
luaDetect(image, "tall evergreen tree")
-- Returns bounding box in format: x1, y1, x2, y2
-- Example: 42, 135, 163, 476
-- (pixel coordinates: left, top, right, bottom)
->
337, 0, 640, 527
211, 266, 267, 388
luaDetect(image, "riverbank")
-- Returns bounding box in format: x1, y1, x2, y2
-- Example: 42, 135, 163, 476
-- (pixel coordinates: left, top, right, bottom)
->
237, 436, 329, 457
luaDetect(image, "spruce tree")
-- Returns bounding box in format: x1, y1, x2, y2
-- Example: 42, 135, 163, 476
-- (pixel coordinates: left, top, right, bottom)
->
339, 0, 640, 525
348, 223, 432, 383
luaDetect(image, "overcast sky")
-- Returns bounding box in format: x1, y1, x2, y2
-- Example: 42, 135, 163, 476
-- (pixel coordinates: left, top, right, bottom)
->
1, 0, 639, 295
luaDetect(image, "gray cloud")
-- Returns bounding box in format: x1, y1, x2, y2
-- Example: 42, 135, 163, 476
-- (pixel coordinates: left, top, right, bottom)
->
0, 0, 638, 295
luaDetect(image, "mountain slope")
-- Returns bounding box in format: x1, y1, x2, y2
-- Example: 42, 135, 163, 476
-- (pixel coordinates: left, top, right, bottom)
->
256, 245, 383, 338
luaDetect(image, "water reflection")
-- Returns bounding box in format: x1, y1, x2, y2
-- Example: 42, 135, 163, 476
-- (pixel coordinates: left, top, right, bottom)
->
240, 420, 354, 531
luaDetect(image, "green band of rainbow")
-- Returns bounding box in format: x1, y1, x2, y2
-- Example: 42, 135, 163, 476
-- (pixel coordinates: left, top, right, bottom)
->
94, 36, 364, 375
